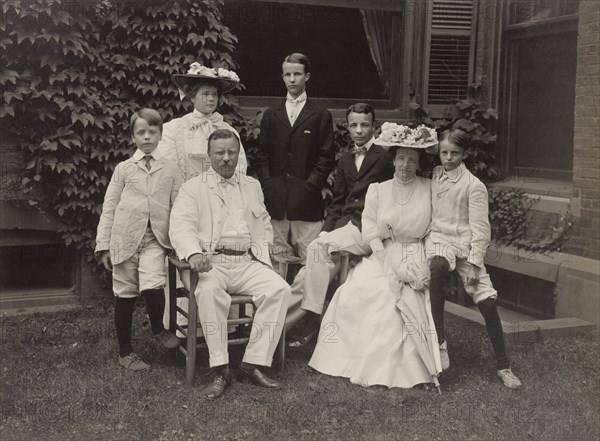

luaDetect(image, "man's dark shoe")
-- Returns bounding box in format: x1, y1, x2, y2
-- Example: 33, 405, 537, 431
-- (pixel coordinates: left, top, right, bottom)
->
238, 366, 281, 389
202, 371, 231, 399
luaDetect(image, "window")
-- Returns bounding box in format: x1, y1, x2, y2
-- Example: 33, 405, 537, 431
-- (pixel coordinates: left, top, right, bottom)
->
499, 0, 579, 180
508, 0, 579, 25
424, 0, 476, 106
222, 0, 404, 110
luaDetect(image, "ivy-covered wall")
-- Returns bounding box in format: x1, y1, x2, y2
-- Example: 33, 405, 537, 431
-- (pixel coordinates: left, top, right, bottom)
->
1, 0, 239, 254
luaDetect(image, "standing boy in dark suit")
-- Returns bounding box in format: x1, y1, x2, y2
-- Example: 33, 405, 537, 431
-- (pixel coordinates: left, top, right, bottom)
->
255, 53, 335, 262
286, 103, 395, 341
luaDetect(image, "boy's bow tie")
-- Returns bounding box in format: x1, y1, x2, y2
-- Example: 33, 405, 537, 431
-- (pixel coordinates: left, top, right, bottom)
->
286, 96, 305, 104
351, 146, 368, 155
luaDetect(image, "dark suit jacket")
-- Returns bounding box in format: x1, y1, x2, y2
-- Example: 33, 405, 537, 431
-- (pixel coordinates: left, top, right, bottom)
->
255, 98, 334, 222
322, 144, 394, 232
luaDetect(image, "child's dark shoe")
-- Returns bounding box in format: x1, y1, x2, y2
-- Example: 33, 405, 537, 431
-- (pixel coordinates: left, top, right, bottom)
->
155, 330, 180, 349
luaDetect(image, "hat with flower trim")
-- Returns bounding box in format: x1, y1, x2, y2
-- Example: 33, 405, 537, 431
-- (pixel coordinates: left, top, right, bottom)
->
172, 62, 240, 95
377, 122, 438, 152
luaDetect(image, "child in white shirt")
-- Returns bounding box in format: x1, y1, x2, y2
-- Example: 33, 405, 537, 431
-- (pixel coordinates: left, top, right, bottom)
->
428, 129, 522, 389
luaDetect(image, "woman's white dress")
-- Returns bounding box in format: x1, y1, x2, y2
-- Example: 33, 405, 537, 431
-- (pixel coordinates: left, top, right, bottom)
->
309, 177, 442, 388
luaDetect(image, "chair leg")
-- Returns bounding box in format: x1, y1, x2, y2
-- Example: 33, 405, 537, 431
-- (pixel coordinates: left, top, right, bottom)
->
186, 270, 199, 387
339, 253, 350, 284
278, 261, 289, 282
168, 260, 177, 333
277, 325, 286, 371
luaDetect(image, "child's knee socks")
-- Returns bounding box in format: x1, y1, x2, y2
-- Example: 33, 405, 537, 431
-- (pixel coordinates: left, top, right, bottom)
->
115, 297, 137, 357
429, 256, 450, 343
477, 298, 509, 370
141, 288, 166, 335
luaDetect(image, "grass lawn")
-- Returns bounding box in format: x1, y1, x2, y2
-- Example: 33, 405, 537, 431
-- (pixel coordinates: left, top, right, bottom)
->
1, 295, 598, 441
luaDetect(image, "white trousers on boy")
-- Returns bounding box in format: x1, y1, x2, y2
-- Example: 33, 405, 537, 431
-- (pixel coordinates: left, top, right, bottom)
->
287, 222, 370, 321
112, 228, 166, 298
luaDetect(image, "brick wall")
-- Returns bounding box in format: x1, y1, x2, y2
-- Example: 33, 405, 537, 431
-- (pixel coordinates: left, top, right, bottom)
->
568, 0, 600, 260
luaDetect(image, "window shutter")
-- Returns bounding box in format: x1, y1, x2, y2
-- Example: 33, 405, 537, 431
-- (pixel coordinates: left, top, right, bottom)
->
426, 0, 474, 105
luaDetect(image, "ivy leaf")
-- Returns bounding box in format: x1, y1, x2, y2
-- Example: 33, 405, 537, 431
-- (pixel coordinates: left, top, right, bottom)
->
0, 70, 19, 85
56, 163, 77, 174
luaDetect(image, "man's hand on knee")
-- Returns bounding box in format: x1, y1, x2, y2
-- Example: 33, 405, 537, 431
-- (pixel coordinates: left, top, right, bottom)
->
189, 253, 212, 273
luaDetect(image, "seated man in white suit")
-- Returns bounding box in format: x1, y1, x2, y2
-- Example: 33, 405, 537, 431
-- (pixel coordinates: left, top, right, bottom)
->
169, 129, 290, 399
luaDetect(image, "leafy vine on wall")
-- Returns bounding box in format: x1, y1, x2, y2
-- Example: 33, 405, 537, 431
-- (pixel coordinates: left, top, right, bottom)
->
1, 0, 239, 261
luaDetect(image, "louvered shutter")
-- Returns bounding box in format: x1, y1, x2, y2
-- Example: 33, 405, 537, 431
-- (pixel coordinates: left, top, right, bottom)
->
426, 0, 474, 105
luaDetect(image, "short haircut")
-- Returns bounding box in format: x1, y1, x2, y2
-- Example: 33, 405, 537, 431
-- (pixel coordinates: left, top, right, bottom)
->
346, 102, 375, 124
283, 53, 311, 74
130, 108, 163, 136
440, 129, 470, 151
207, 129, 240, 153
182, 79, 222, 99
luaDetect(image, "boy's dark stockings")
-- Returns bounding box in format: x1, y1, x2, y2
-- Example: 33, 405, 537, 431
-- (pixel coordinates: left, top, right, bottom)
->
429, 256, 510, 370
477, 298, 509, 370
429, 256, 450, 343
141, 288, 166, 335
114, 297, 136, 357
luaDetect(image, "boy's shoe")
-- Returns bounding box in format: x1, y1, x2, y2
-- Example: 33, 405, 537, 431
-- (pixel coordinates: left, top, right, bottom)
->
118, 353, 150, 371
155, 330, 180, 349
439, 341, 450, 371
497, 368, 522, 389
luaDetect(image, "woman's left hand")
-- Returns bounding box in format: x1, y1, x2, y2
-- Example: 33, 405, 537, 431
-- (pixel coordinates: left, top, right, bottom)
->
466, 263, 480, 286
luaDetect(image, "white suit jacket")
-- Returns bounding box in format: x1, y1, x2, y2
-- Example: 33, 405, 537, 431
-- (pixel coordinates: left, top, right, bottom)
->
169, 169, 274, 268
429, 164, 491, 268
95, 150, 182, 264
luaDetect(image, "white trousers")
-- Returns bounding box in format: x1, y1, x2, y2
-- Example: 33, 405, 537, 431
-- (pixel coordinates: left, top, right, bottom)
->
271, 217, 323, 263
287, 223, 371, 319
112, 228, 166, 298
186, 254, 290, 368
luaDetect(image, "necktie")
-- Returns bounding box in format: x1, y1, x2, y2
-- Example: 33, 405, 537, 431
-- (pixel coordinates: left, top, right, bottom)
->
144, 155, 152, 171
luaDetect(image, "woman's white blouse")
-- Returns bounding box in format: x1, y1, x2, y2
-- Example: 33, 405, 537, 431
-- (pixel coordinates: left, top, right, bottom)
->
157, 110, 248, 182
362, 176, 432, 252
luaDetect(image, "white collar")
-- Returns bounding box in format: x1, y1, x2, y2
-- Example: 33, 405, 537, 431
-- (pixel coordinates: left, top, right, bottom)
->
208, 166, 240, 185
286, 91, 307, 103
441, 163, 467, 182
133, 149, 161, 160
192, 109, 215, 118
355, 137, 375, 152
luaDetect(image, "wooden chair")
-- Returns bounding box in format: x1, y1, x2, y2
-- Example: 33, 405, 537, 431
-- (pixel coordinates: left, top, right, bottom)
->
167, 256, 286, 387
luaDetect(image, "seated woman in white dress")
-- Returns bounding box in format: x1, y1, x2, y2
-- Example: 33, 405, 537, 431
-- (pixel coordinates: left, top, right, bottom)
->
309, 123, 442, 389
157, 62, 248, 181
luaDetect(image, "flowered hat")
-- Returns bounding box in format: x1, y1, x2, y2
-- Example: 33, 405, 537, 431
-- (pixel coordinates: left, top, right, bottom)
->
376, 122, 438, 152
172, 62, 240, 94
